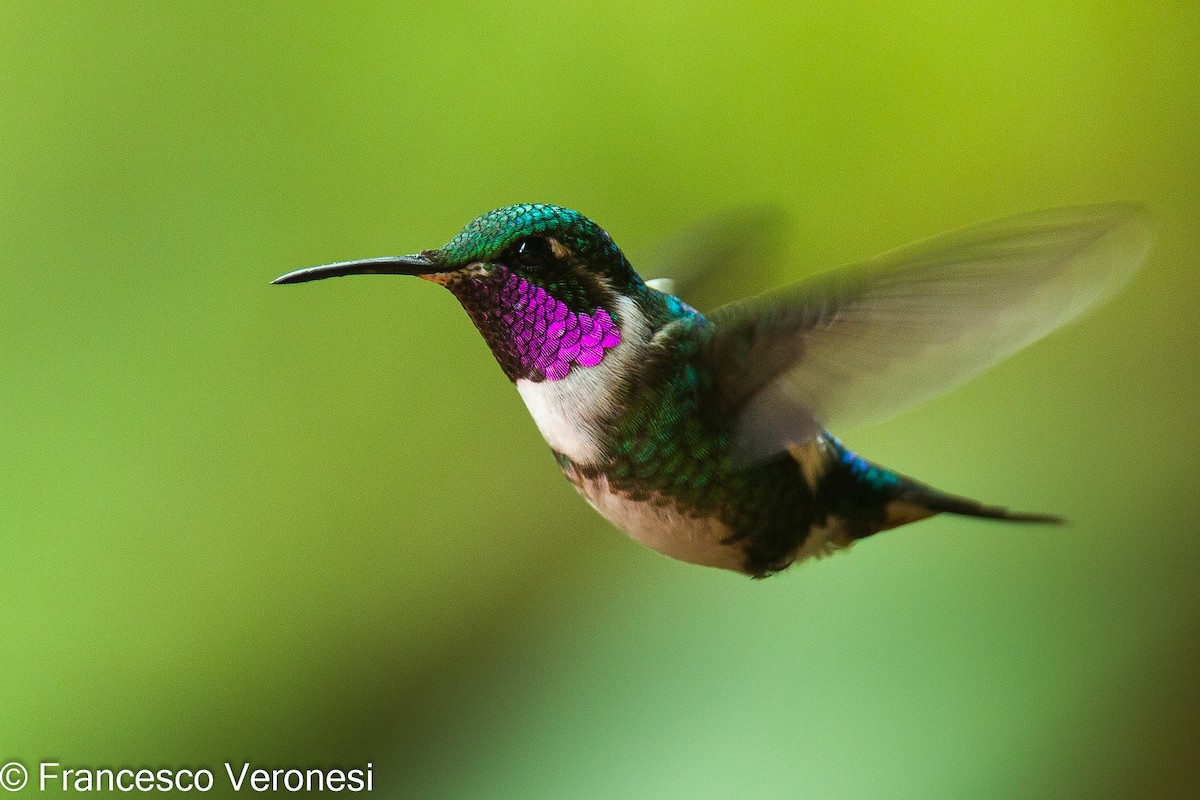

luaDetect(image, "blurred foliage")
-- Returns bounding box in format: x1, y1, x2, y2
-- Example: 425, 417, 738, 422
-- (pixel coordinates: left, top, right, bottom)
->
1, 1, 1198, 798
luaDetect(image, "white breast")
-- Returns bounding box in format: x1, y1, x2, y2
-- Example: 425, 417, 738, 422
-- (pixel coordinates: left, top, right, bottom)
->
515, 295, 649, 466
516, 295, 753, 573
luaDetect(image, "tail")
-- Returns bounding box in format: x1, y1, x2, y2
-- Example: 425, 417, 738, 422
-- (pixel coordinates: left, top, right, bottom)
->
830, 444, 1064, 535
895, 484, 1064, 526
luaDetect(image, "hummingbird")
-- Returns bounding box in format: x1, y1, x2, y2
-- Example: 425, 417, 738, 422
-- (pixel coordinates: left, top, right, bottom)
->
274, 203, 1152, 577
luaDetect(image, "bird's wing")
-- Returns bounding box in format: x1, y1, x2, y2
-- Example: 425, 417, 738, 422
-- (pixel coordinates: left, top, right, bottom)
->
705, 204, 1155, 463
640, 205, 789, 312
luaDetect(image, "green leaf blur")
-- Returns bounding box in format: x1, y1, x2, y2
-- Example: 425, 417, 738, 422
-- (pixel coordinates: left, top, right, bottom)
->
2, 2, 1197, 798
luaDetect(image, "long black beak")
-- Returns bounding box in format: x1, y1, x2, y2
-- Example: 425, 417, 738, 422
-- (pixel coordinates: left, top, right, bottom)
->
272, 254, 441, 285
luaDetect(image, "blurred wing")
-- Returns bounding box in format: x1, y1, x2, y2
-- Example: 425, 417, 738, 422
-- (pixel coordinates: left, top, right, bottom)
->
706, 204, 1155, 463
640, 205, 789, 311
644, 277, 678, 295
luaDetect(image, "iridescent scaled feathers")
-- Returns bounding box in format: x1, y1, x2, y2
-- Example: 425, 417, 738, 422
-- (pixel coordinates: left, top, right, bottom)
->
451, 266, 621, 382
438, 203, 621, 267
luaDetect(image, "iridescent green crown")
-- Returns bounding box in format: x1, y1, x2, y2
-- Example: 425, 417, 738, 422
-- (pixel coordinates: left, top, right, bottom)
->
438, 204, 623, 265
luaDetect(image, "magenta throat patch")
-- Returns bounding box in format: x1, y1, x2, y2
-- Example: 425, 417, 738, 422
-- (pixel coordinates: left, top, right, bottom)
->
451, 266, 622, 382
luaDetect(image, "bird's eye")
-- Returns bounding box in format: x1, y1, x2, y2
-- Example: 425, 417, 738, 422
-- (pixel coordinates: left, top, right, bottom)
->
514, 236, 552, 267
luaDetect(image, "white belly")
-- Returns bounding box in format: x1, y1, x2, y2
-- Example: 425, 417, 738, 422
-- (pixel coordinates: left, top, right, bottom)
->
572, 472, 745, 572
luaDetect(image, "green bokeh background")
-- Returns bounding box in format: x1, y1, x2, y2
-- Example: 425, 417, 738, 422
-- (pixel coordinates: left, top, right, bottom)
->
3, 2, 1198, 798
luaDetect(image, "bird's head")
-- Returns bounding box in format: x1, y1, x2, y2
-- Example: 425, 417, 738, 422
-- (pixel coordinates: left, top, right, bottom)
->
275, 204, 646, 381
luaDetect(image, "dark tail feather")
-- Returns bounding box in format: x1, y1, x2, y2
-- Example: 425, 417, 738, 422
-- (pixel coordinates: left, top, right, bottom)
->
907, 488, 1064, 524
828, 443, 1063, 535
